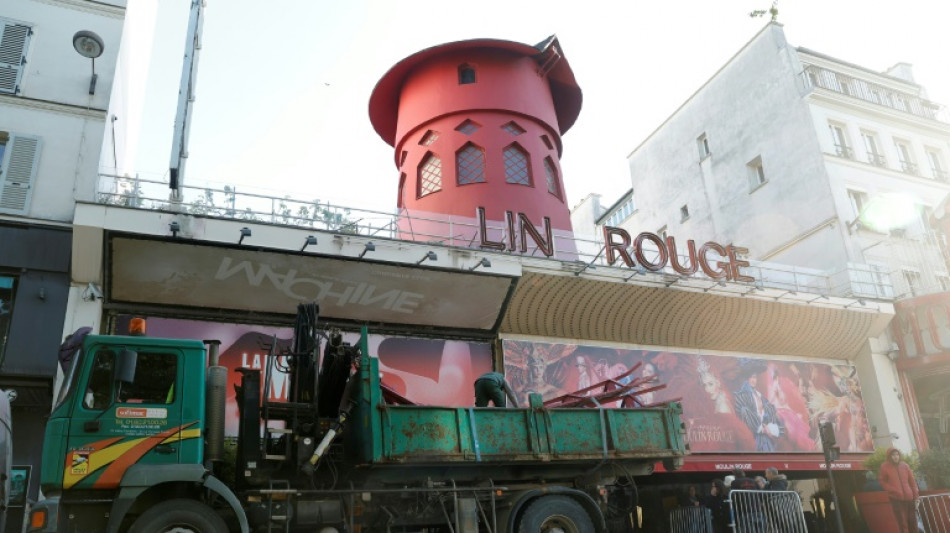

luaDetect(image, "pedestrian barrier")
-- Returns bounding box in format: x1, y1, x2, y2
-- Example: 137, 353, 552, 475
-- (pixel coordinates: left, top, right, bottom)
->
728, 489, 807, 533
919, 492, 950, 533
669, 506, 712, 533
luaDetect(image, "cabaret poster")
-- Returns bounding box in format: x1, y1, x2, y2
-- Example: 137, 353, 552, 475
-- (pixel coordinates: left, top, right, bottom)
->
115, 316, 492, 435
502, 340, 873, 454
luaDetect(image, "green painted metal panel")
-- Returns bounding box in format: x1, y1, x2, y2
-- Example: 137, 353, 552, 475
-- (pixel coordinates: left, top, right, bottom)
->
353, 353, 686, 465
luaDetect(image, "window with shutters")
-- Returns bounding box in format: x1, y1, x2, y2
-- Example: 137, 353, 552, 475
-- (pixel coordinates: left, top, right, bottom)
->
503, 143, 531, 186
543, 157, 560, 199
456, 143, 485, 185
418, 152, 442, 198
0, 132, 41, 214
0, 18, 32, 95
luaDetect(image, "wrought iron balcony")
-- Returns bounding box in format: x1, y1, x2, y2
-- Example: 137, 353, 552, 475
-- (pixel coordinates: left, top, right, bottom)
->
867, 153, 888, 168
900, 161, 919, 175
803, 64, 948, 123
834, 144, 854, 159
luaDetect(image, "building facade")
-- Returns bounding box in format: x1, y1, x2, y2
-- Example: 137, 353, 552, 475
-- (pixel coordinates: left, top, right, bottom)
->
0, 0, 132, 520
2, 21, 917, 529
577, 22, 950, 462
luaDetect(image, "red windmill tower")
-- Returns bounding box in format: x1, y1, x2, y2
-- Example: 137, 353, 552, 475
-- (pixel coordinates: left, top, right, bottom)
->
369, 36, 582, 257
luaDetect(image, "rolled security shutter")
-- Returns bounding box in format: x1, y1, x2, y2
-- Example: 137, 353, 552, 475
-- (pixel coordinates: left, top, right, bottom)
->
0, 134, 41, 214
0, 20, 31, 94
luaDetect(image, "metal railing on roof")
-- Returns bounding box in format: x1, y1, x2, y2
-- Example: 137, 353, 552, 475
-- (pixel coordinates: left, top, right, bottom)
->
97, 172, 919, 300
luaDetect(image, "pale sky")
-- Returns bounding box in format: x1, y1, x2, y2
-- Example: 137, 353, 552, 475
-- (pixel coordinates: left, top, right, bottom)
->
131, 0, 950, 215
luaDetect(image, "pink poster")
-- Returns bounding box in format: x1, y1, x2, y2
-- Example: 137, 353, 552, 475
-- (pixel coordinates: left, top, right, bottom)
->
502, 340, 873, 454
115, 316, 491, 435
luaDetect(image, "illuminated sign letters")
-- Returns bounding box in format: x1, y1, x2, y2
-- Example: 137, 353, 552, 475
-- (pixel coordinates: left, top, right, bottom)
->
477, 207, 553, 256
473, 207, 755, 282
604, 226, 754, 282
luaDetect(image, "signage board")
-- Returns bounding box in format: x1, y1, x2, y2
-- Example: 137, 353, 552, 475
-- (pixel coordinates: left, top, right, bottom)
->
110, 237, 515, 331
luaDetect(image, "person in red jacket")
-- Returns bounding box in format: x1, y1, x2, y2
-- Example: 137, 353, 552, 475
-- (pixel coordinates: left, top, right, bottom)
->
878, 447, 919, 533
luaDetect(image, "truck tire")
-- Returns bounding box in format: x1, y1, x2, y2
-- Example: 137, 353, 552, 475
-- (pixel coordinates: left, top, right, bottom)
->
517, 495, 594, 533
128, 499, 227, 533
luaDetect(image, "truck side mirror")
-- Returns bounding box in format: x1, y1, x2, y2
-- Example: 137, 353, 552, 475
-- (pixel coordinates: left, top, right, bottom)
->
115, 349, 138, 384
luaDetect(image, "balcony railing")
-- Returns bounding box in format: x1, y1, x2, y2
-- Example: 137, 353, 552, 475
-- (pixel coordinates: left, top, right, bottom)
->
834, 144, 854, 159
803, 64, 949, 123
867, 153, 888, 168
900, 160, 919, 176
97, 173, 908, 300
934, 169, 950, 183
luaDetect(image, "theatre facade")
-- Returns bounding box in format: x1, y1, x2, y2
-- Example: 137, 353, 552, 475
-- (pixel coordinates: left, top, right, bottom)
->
61, 197, 899, 527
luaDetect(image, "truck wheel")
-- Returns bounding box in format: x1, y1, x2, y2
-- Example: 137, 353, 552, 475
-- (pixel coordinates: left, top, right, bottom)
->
129, 499, 227, 533
518, 495, 594, 533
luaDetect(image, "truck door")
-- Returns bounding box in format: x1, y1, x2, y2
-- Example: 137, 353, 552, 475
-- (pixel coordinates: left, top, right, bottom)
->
62, 345, 186, 490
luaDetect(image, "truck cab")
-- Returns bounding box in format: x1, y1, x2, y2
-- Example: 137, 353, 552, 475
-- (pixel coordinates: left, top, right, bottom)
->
32, 330, 242, 532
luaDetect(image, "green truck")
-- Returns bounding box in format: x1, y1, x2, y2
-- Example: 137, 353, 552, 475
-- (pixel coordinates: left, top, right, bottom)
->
29, 305, 687, 532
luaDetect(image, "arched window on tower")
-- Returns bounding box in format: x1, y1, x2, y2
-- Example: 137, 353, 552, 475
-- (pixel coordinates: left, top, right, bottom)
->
418, 152, 443, 198
458, 64, 476, 84
544, 157, 561, 199
503, 143, 531, 186
456, 143, 486, 185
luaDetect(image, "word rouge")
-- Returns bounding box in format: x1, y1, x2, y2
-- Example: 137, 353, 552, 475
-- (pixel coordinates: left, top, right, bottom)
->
603, 226, 753, 282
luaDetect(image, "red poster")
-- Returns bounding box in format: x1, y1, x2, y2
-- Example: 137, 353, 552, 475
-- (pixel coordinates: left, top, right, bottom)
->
502, 340, 873, 453
116, 316, 491, 435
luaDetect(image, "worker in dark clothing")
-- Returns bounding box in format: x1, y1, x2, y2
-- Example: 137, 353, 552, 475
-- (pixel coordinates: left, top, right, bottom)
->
474, 372, 520, 407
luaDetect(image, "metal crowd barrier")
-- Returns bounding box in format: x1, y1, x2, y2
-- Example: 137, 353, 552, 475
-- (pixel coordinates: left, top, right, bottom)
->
920, 492, 950, 533
728, 489, 807, 533
669, 506, 712, 533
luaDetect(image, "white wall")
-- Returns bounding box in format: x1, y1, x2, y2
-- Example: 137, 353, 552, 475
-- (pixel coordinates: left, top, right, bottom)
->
625, 24, 842, 268
1, 0, 125, 222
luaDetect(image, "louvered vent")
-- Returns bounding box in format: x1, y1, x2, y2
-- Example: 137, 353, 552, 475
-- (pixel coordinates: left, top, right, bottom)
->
0, 136, 39, 212
0, 23, 29, 94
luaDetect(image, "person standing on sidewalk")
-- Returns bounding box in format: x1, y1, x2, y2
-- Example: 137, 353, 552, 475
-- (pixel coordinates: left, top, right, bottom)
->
765, 467, 788, 490
878, 447, 919, 533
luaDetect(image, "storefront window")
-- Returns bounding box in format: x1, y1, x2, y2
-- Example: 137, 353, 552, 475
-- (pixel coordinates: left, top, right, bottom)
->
0, 275, 16, 366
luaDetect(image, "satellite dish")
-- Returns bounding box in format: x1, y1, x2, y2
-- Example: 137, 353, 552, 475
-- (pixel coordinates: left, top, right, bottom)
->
73, 30, 104, 59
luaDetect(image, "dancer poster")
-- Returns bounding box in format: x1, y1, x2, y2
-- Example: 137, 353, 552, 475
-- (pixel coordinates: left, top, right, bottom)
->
502, 340, 873, 453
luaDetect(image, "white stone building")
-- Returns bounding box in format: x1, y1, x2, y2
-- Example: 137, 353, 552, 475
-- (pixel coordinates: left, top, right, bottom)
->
0, 0, 147, 515
577, 22, 950, 454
